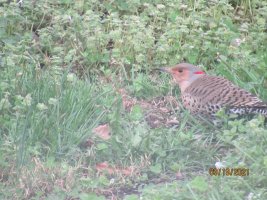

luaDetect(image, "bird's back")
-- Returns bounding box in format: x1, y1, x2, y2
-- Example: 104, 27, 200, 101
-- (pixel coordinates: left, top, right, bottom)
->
181, 75, 267, 117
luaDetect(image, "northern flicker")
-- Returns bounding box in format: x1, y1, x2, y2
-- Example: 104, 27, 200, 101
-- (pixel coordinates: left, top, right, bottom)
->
158, 63, 267, 118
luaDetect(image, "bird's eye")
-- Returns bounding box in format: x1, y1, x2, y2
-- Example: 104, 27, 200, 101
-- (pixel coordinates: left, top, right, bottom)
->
178, 69, 183, 73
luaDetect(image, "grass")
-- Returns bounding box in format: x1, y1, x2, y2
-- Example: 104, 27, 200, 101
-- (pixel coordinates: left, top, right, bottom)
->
0, 0, 267, 199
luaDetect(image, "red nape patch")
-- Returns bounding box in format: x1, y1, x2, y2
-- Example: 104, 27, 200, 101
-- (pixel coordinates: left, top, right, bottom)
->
194, 71, 205, 74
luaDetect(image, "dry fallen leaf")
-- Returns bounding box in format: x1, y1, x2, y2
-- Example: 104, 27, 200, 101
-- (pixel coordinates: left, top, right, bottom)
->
119, 166, 135, 176
93, 124, 111, 140
96, 162, 114, 174
176, 171, 184, 179
96, 162, 137, 176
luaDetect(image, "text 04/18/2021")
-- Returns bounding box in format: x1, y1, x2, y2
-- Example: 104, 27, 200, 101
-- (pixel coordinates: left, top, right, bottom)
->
209, 168, 249, 176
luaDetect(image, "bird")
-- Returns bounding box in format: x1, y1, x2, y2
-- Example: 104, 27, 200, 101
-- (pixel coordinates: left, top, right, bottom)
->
157, 63, 267, 119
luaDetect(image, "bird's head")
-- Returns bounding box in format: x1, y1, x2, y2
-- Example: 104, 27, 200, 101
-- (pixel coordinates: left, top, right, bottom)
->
157, 63, 205, 92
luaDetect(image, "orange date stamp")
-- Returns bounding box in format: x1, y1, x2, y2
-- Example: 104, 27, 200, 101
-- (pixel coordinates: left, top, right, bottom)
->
209, 168, 249, 176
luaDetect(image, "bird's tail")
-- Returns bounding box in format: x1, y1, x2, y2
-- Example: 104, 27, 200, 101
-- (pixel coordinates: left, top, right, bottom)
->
227, 106, 267, 117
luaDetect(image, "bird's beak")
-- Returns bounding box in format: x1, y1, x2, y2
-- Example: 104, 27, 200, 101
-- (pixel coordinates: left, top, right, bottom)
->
154, 67, 171, 73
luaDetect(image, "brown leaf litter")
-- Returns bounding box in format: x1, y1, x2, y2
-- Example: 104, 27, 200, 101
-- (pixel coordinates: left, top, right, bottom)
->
117, 88, 180, 128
